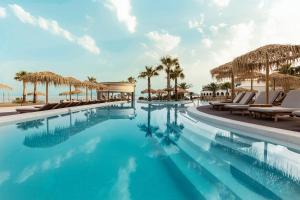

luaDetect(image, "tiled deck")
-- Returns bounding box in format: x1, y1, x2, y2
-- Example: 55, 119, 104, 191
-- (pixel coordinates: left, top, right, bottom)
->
197, 105, 300, 132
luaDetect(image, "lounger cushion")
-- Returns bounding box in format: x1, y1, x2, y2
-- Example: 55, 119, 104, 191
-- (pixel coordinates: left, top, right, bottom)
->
254, 91, 281, 104
209, 92, 245, 106
248, 106, 298, 113
292, 110, 300, 117
224, 104, 249, 109
281, 90, 300, 108
237, 92, 255, 105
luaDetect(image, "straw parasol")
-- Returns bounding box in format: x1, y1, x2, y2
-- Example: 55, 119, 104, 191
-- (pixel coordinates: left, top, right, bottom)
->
211, 62, 235, 100
270, 72, 300, 91
0, 83, 13, 103
23, 72, 65, 104
64, 77, 84, 101
141, 89, 156, 94
83, 80, 98, 101
177, 88, 189, 93
0, 83, 13, 90
28, 91, 45, 96
59, 89, 83, 100
233, 44, 300, 103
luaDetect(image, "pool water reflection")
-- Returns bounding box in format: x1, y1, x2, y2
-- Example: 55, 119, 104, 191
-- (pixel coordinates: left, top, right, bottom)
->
0, 103, 299, 200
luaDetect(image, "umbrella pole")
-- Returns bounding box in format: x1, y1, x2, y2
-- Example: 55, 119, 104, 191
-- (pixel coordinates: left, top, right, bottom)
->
266, 54, 270, 104
250, 78, 253, 91
86, 87, 88, 101
69, 85, 72, 101
46, 81, 49, 104
273, 79, 275, 91
231, 72, 235, 101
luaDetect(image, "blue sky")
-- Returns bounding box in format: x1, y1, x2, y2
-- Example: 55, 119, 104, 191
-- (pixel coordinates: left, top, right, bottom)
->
0, 0, 299, 96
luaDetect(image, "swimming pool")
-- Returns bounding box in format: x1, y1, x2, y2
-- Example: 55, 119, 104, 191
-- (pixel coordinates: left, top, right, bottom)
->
0, 103, 299, 199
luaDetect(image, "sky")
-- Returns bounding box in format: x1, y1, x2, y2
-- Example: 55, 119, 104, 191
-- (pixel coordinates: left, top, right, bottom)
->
0, 0, 300, 96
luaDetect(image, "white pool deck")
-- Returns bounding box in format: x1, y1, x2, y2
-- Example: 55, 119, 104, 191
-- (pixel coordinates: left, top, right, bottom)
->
187, 106, 300, 150
0, 101, 127, 126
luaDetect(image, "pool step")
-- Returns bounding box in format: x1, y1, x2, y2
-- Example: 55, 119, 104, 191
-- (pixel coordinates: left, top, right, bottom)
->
162, 142, 240, 200
179, 126, 296, 199
174, 135, 266, 200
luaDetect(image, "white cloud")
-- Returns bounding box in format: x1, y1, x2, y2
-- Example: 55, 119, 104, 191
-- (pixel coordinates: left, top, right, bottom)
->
110, 157, 136, 200
81, 136, 101, 154
212, 0, 231, 8
202, 38, 213, 48
188, 14, 205, 33
209, 23, 227, 34
9, 4, 100, 55
0, 7, 6, 18
212, 20, 256, 64
260, 0, 300, 44
146, 31, 181, 52
258, 0, 265, 9
105, 0, 137, 33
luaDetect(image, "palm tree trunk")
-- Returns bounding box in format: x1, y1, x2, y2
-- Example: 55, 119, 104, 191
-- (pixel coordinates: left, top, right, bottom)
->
175, 78, 178, 101
45, 81, 49, 104
33, 82, 37, 103
148, 77, 151, 101
22, 80, 27, 103
167, 71, 171, 101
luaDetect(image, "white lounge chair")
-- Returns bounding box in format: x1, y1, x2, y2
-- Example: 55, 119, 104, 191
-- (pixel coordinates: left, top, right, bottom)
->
209, 92, 245, 110
225, 91, 282, 115
249, 90, 300, 122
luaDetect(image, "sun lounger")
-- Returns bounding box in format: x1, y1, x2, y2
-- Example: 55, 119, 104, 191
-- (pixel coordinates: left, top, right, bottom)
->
209, 92, 245, 110
248, 90, 300, 121
222, 91, 256, 112
225, 91, 282, 115
16, 103, 58, 113
52, 102, 70, 109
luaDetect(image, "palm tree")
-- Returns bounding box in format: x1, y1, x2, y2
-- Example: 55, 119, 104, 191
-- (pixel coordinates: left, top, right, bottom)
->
87, 76, 97, 100
127, 76, 137, 84
170, 65, 185, 101
138, 104, 159, 137
220, 82, 231, 98
138, 65, 163, 101
178, 82, 192, 90
14, 71, 28, 103
203, 82, 219, 97
160, 56, 179, 100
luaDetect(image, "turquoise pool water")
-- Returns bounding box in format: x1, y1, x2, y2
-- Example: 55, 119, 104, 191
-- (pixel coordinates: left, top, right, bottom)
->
0, 103, 300, 200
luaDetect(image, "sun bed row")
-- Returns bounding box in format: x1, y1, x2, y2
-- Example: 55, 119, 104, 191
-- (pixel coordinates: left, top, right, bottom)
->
16, 99, 108, 113
209, 90, 300, 122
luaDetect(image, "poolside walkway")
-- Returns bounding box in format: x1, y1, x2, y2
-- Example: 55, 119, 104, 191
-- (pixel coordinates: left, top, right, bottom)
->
0, 105, 43, 116
197, 105, 300, 132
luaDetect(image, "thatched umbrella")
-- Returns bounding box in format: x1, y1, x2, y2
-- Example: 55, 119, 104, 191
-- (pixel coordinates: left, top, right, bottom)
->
27, 91, 45, 102
269, 72, 300, 91
64, 77, 83, 101
83, 80, 98, 101
141, 89, 156, 94
23, 72, 65, 104
59, 89, 83, 100
0, 83, 12, 103
211, 62, 235, 101
233, 44, 300, 103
